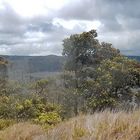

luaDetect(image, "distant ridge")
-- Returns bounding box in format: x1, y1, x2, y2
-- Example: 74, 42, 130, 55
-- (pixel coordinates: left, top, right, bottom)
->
0, 55, 139, 74
1, 55, 65, 73
127, 56, 140, 62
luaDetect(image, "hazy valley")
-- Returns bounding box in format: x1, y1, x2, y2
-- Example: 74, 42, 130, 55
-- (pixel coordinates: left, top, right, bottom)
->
2, 55, 140, 82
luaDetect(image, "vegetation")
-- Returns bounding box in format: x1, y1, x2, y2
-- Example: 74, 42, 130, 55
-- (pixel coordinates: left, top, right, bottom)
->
0, 30, 140, 139
62, 30, 140, 113
0, 110, 140, 140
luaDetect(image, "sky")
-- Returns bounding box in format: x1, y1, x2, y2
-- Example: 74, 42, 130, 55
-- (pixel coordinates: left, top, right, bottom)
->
0, 0, 140, 56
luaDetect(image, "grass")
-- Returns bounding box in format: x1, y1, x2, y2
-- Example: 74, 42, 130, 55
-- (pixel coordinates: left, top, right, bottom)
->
0, 110, 140, 140
0, 123, 45, 140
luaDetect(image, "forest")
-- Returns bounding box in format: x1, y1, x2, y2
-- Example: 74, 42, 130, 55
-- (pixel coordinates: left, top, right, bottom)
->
0, 30, 140, 140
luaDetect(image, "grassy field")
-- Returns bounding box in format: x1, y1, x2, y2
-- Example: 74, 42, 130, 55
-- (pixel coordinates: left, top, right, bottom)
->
0, 110, 140, 140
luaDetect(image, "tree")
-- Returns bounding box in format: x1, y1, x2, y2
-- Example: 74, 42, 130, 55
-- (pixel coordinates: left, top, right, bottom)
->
63, 30, 120, 112
63, 30, 120, 71
63, 30, 120, 89
61, 72, 85, 117
81, 56, 140, 111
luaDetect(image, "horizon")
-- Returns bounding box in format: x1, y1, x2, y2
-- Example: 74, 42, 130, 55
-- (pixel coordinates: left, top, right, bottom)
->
0, 54, 140, 57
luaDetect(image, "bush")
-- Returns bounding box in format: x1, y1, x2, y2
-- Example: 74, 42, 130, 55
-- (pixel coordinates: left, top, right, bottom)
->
34, 112, 61, 126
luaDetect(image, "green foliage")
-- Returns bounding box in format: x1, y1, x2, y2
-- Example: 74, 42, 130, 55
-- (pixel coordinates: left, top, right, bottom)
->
0, 95, 17, 119
63, 30, 120, 72
0, 92, 62, 127
62, 30, 140, 112
81, 56, 140, 110
87, 94, 117, 110
63, 30, 99, 71
0, 29, 140, 127
34, 112, 61, 125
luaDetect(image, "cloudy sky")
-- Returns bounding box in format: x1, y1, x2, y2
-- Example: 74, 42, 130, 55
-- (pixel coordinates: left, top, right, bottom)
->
0, 0, 139, 56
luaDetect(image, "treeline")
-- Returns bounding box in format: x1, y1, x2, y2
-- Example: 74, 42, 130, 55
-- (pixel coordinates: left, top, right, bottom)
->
0, 30, 140, 130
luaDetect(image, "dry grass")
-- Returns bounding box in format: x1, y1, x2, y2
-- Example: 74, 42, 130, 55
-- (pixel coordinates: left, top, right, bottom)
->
0, 123, 46, 140
0, 110, 140, 140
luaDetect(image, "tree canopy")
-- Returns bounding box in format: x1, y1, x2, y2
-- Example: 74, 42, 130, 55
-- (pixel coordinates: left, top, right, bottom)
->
62, 30, 140, 112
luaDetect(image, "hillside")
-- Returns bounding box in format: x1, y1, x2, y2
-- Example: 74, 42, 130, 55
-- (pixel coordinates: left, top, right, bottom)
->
127, 56, 140, 62
3, 55, 140, 73
2, 55, 140, 74
1, 55, 65, 82
3, 55, 65, 73
0, 110, 140, 140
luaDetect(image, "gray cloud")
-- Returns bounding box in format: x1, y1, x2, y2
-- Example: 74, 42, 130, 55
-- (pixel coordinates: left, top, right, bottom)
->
57, 0, 140, 55
0, 2, 70, 55
58, 0, 140, 30
0, 3, 26, 35
0, 0, 140, 56
59, 0, 140, 20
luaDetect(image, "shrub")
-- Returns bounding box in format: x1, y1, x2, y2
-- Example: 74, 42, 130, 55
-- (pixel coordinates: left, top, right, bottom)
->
34, 112, 61, 126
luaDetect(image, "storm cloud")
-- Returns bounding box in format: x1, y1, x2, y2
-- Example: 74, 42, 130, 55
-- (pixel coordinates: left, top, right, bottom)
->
0, 0, 139, 56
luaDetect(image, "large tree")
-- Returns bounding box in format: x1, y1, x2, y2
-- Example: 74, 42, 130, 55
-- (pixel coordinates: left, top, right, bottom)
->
63, 30, 120, 71
62, 30, 140, 112
62, 30, 120, 89
62, 30, 120, 113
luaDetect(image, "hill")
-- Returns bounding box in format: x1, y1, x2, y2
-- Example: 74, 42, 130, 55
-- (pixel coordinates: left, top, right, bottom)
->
2, 55, 140, 74
3, 55, 65, 73
1, 55, 139, 82
1, 55, 65, 82
127, 56, 140, 62
0, 110, 140, 140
